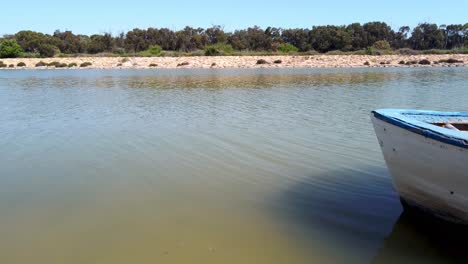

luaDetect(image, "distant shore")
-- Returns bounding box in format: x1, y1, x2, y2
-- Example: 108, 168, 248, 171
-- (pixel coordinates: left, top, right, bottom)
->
1, 55, 467, 69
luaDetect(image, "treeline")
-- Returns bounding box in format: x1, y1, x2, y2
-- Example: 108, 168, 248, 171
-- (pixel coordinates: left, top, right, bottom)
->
1, 22, 468, 58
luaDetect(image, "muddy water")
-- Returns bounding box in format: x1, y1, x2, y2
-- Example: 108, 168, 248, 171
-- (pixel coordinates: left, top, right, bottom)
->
1, 68, 467, 263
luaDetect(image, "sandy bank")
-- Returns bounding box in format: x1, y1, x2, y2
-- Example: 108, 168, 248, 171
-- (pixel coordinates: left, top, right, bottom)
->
1, 55, 467, 69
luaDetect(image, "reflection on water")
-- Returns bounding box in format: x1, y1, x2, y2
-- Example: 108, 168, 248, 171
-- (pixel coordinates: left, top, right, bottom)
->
0, 68, 467, 263
373, 210, 468, 264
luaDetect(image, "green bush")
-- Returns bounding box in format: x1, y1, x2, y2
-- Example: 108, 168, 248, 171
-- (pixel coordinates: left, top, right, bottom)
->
277, 43, 299, 53
35, 61, 48, 67
439, 58, 463, 64
19, 52, 41, 58
68, 62, 78, 67
372, 40, 391, 50
0, 61, 6, 68
398, 48, 421, 55
37, 44, 57, 58
47, 61, 61, 67
17, 62, 26, 67
177, 62, 189, 67
80, 62, 92, 67
113, 48, 126, 55
204, 43, 234, 56
418, 59, 431, 65
0, 39, 23, 58
405, 60, 418, 65
147, 45, 162, 55
56, 63, 68, 68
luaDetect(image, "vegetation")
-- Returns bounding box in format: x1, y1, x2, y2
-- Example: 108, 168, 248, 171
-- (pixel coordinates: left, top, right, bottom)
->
277, 43, 299, 53
0, 22, 467, 57
204, 43, 234, 56
17, 62, 26, 67
418, 59, 431, 65
439, 58, 464, 63
256, 59, 268, 64
68, 62, 77, 67
0, 39, 23, 58
35, 61, 47, 67
177, 62, 189, 66
273, 59, 282, 64
0, 61, 6, 67
80, 62, 92, 67
149, 63, 158, 67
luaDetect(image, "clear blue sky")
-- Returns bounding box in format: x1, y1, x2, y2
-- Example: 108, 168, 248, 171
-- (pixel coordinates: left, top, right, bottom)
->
1, 0, 467, 35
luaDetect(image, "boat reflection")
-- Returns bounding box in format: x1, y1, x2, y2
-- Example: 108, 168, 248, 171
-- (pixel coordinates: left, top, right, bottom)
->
372, 209, 468, 264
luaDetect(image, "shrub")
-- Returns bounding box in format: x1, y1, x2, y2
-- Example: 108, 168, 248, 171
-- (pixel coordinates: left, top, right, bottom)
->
147, 45, 162, 55
211, 62, 216, 67
439, 58, 463, 64
418, 59, 431, 65
37, 44, 56, 58
365, 47, 375, 55
0, 61, 6, 68
277, 43, 299, 53
149, 63, 158, 67
17, 62, 26, 67
364, 61, 370, 66
256, 59, 268, 65
19, 52, 40, 58
177, 62, 189, 66
398, 60, 405, 65
204, 43, 234, 56
35, 61, 48, 67
398, 48, 421, 55
80, 62, 92, 67
273, 59, 282, 64
116, 63, 122, 67
372, 40, 391, 50
405, 60, 418, 65
56, 63, 68, 68
47, 61, 61, 67
68, 63, 77, 67
113, 48, 126, 55
8, 64, 14, 68
0, 39, 23, 58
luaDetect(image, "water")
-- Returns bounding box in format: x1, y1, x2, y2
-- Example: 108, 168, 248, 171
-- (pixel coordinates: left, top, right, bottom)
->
1, 68, 467, 264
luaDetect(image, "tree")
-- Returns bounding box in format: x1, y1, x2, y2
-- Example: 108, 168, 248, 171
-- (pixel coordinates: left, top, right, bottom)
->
205, 25, 227, 45
346, 23, 367, 50
363, 22, 394, 47
125, 28, 149, 53
53, 30, 85, 54
410, 23, 445, 50
0, 39, 23, 58
309, 26, 351, 52
87, 33, 113, 54
281, 28, 311, 51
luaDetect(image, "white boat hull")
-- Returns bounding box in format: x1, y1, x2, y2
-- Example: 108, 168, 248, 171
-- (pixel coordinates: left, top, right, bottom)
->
371, 115, 468, 224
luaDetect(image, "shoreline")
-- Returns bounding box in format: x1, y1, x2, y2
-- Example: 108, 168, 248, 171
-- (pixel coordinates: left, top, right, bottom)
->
1, 55, 467, 69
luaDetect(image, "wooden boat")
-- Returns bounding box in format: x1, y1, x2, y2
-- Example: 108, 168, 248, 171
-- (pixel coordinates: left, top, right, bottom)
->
371, 109, 468, 224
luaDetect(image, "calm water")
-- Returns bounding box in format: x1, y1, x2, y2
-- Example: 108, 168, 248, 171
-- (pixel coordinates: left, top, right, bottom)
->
1, 68, 467, 264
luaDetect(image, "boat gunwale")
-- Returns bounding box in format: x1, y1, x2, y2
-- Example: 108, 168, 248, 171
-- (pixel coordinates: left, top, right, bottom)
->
372, 109, 468, 149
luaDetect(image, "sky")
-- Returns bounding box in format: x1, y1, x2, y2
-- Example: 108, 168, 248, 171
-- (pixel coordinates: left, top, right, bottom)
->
1, 0, 467, 35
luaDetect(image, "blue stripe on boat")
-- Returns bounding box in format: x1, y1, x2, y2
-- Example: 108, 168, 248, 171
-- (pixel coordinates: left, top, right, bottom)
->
372, 109, 468, 149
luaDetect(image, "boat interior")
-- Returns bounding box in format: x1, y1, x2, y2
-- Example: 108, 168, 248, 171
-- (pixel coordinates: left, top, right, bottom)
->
433, 123, 468, 133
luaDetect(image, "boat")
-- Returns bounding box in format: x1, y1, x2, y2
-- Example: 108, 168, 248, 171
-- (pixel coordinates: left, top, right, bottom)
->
371, 109, 468, 224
